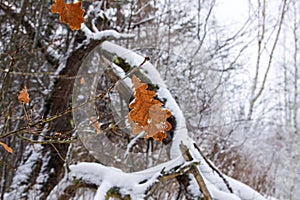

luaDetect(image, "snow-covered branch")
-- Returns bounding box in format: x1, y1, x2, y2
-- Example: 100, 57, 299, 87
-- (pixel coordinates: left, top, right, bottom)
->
99, 42, 269, 200
48, 157, 185, 200
54, 41, 270, 200
81, 24, 134, 41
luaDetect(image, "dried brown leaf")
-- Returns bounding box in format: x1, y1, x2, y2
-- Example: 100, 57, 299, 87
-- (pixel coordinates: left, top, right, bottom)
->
18, 86, 30, 104
0, 141, 13, 154
128, 76, 162, 126
128, 76, 172, 142
50, 0, 85, 30
143, 104, 172, 142
80, 77, 85, 85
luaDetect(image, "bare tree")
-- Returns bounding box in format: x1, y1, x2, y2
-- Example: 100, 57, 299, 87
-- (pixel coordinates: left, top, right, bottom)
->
248, 0, 288, 120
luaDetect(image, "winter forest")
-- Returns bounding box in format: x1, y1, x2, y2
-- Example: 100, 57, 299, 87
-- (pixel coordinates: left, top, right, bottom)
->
0, 0, 299, 199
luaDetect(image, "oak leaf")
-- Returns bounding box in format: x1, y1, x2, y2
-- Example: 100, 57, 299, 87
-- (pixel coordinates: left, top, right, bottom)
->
0, 141, 13, 154
128, 76, 172, 142
50, 0, 85, 30
18, 86, 30, 104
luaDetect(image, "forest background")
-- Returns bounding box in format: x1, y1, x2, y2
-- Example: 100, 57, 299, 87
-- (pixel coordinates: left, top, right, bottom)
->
0, 0, 299, 199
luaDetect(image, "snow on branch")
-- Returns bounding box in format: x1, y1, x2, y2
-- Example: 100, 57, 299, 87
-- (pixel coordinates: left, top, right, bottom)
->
49, 143, 268, 200
47, 157, 186, 200
81, 24, 134, 41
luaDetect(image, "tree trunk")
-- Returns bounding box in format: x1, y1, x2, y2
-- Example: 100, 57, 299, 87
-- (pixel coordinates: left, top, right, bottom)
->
40, 38, 102, 199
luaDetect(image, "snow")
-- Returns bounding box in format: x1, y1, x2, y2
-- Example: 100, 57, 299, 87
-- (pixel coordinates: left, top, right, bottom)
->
5, 144, 44, 199
94, 182, 113, 200
81, 24, 134, 41
101, 42, 151, 74
28, 152, 51, 200
110, 62, 133, 87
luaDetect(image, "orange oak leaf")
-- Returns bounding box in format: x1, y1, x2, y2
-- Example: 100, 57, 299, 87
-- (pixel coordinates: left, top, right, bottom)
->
0, 141, 13, 154
18, 86, 30, 104
50, 0, 85, 30
128, 76, 172, 142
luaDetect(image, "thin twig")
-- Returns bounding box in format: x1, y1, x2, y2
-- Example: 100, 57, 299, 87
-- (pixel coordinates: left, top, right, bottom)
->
17, 135, 77, 144
50, 143, 66, 162
22, 103, 31, 126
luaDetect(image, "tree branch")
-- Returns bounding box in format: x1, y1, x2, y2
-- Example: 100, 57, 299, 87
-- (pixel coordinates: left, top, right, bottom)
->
180, 143, 213, 200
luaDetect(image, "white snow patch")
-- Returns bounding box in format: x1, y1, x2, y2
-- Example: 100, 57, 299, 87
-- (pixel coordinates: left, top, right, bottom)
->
81, 24, 134, 41
6, 144, 43, 199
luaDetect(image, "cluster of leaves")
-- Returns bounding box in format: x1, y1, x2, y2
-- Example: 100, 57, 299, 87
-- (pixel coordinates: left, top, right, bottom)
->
128, 76, 172, 142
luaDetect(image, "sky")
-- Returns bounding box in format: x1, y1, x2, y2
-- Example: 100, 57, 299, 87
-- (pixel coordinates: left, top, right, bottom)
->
214, 0, 249, 26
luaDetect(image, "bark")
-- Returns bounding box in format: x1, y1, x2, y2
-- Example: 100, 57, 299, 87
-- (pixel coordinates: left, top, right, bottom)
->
34, 36, 102, 199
